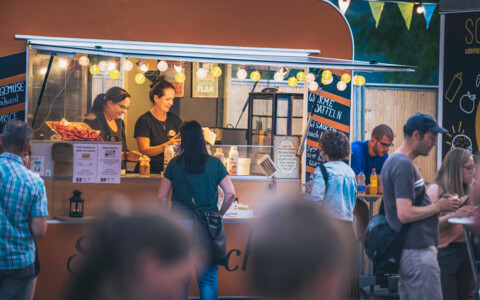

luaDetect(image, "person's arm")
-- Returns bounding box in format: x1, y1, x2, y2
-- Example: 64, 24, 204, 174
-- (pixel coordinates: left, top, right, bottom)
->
396, 195, 459, 224
219, 176, 235, 216
350, 148, 364, 175
136, 136, 180, 157
31, 217, 47, 239
158, 177, 172, 211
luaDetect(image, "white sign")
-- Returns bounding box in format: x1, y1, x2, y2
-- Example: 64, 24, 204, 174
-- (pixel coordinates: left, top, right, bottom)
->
273, 136, 300, 179
73, 144, 98, 183
30, 156, 45, 176
72, 143, 122, 184
97, 144, 122, 184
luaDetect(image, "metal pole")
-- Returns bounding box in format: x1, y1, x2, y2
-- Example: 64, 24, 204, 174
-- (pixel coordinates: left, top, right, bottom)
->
31, 55, 54, 127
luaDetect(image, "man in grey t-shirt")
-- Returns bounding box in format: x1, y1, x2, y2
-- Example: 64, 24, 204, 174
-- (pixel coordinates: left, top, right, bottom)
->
382, 113, 459, 300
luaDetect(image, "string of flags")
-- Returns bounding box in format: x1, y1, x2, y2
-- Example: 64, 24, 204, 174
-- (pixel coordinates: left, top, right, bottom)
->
337, 0, 438, 30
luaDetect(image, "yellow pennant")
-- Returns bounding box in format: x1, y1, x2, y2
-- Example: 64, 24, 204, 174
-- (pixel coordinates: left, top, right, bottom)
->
398, 3, 414, 30
369, 2, 385, 28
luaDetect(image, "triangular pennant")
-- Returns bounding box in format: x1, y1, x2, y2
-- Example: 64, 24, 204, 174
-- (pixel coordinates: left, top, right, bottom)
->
369, 1, 385, 28
338, 0, 351, 15
422, 3, 437, 29
397, 3, 414, 30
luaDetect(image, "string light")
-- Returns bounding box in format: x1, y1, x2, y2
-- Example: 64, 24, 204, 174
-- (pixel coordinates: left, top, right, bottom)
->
306, 73, 316, 82
108, 62, 116, 71
109, 69, 120, 80
138, 62, 149, 73
174, 64, 183, 73
308, 81, 319, 91
58, 58, 68, 69
321, 77, 333, 85
89, 65, 100, 75
40, 67, 47, 75
98, 61, 108, 72
355, 75, 366, 86
124, 60, 133, 71
274, 72, 285, 82
296, 71, 306, 81
78, 56, 90, 67
341, 73, 351, 83
135, 73, 146, 84
175, 72, 186, 83
250, 71, 261, 82
322, 70, 332, 80
236, 68, 248, 80
157, 60, 169, 72
196, 66, 208, 79
211, 66, 222, 78
416, 5, 424, 14
337, 80, 347, 91
288, 77, 298, 87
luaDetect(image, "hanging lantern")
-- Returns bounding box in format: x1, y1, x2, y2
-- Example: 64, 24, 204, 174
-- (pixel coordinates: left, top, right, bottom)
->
236, 68, 248, 80
124, 60, 133, 71
175, 72, 186, 83
89, 65, 100, 75
287, 77, 298, 87
296, 71, 307, 81
250, 71, 261, 82
355, 75, 366, 86
78, 56, 90, 67
69, 190, 84, 218
157, 60, 169, 72
109, 69, 120, 80
322, 70, 332, 80
337, 80, 347, 91
306, 73, 316, 82
308, 81, 319, 91
138, 62, 149, 73
321, 77, 333, 85
196, 67, 208, 79
98, 61, 108, 72
211, 66, 222, 78
135, 73, 146, 84
341, 73, 351, 83
174, 64, 183, 73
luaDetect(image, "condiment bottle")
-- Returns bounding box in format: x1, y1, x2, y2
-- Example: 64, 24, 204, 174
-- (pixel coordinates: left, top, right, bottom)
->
213, 148, 225, 165
370, 168, 378, 195
228, 146, 239, 175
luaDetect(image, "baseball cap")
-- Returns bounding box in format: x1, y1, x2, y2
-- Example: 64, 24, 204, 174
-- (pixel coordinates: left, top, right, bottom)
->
404, 113, 448, 134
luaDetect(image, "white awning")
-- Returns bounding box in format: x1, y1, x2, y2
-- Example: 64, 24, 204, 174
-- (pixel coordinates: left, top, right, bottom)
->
16, 35, 416, 73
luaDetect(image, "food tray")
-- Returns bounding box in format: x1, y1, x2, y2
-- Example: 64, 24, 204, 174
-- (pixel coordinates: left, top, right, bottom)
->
46, 120, 103, 141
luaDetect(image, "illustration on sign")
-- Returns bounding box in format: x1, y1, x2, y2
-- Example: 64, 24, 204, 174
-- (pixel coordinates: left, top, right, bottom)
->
445, 72, 463, 103
459, 91, 476, 114
445, 122, 473, 152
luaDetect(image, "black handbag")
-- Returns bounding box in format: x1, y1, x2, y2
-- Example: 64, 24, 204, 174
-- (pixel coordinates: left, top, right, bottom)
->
183, 172, 227, 266
365, 186, 425, 274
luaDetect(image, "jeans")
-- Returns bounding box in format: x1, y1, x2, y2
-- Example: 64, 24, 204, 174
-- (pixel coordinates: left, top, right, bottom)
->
438, 246, 472, 300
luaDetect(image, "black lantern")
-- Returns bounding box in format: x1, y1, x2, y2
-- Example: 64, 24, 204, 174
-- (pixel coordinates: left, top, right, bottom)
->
69, 190, 84, 218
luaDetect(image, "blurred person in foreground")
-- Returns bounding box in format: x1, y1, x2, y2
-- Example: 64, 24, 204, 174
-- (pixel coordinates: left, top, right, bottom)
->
158, 120, 235, 299
308, 130, 359, 299
249, 200, 345, 300
427, 148, 475, 300
0, 120, 48, 300
63, 212, 192, 300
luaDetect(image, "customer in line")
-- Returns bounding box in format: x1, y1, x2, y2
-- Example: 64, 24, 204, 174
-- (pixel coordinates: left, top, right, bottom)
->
427, 148, 475, 300
382, 113, 459, 300
0, 120, 48, 300
249, 200, 345, 300
63, 212, 192, 300
158, 120, 235, 299
309, 130, 359, 299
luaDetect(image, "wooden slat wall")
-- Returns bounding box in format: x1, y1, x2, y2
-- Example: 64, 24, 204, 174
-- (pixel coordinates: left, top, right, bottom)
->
364, 87, 438, 183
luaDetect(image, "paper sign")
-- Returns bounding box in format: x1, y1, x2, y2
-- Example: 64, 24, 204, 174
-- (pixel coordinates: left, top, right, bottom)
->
73, 144, 99, 183
273, 136, 300, 178
30, 156, 45, 176
73, 143, 122, 183
97, 144, 122, 184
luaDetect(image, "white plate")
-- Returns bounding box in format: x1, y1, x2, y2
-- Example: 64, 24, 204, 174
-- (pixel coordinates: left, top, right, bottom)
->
448, 217, 475, 225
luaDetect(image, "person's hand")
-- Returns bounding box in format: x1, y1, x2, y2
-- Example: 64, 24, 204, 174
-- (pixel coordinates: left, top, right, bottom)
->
437, 194, 460, 212
126, 151, 142, 162
453, 205, 474, 218
166, 135, 181, 146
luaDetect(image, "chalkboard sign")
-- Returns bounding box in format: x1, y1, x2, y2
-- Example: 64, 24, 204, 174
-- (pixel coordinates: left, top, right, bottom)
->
192, 63, 219, 98
305, 69, 351, 182
0, 81, 26, 132
442, 11, 480, 157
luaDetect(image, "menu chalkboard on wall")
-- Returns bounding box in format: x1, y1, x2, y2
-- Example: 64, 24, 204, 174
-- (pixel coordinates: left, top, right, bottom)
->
0, 81, 26, 132
305, 69, 351, 182
442, 11, 480, 157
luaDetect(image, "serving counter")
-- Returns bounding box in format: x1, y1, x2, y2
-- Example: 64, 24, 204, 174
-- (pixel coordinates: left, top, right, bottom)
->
35, 174, 301, 300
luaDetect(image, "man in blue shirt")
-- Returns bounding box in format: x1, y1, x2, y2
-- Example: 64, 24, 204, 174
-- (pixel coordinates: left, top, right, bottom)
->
0, 121, 48, 299
351, 124, 394, 186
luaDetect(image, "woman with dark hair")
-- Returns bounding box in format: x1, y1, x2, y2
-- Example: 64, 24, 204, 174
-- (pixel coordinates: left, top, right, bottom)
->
158, 120, 235, 300
427, 148, 475, 300
309, 130, 359, 299
134, 74, 182, 173
85, 86, 141, 162
62, 212, 193, 300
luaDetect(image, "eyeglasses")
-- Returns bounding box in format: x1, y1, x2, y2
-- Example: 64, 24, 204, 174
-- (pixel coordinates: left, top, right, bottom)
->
116, 104, 129, 111
375, 138, 393, 148
463, 165, 476, 173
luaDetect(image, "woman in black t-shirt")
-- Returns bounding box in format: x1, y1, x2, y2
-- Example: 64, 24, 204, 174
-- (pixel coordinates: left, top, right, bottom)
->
134, 74, 182, 173
84, 87, 141, 164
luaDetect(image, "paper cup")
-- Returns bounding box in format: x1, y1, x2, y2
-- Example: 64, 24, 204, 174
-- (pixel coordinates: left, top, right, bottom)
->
238, 158, 251, 176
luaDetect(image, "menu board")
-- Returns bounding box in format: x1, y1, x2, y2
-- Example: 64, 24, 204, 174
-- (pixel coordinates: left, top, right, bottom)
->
273, 136, 300, 178
304, 69, 351, 182
73, 143, 121, 184
441, 11, 480, 157
0, 81, 26, 132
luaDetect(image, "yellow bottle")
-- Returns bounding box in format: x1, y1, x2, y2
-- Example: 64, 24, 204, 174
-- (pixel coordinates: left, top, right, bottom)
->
370, 168, 378, 195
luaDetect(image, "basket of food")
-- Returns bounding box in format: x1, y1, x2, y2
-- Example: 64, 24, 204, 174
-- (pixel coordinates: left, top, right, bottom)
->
46, 119, 103, 141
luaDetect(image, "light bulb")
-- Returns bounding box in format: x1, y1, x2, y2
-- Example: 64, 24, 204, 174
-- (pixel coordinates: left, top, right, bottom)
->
109, 69, 120, 80
174, 64, 183, 73
288, 77, 298, 87
196, 67, 208, 79
40, 67, 47, 75
355, 75, 366, 86
98, 61, 108, 72
211, 66, 222, 78
58, 58, 68, 69
276, 67, 289, 76
322, 70, 332, 80
416, 5, 424, 14
108, 62, 116, 71
135, 73, 146, 84
89, 65, 100, 75
138, 62, 149, 73
250, 71, 261, 82
337, 80, 347, 91
274, 72, 285, 82
308, 81, 319, 91
157, 60, 168, 72
321, 77, 333, 85
341, 73, 351, 83
306, 73, 316, 82
124, 60, 133, 71
78, 56, 90, 67
296, 71, 306, 81
236, 69, 248, 80
175, 72, 186, 83
352, 75, 358, 83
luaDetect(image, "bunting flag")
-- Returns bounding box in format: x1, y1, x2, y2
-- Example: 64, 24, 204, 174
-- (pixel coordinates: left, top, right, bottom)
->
422, 3, 437, 29
397, 2, 414, 30
338, 0, 351, 15
369, 2, 385, 28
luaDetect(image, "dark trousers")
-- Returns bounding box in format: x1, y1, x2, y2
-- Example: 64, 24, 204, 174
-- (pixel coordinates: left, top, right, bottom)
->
438, 245, 473, 300
0, 264, 35, 300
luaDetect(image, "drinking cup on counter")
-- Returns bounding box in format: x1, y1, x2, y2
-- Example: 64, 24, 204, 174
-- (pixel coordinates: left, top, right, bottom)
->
238, 158, 251, 176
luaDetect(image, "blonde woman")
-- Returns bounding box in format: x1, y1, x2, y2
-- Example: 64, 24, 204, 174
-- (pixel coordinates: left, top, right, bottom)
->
427, 148, 476, 300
